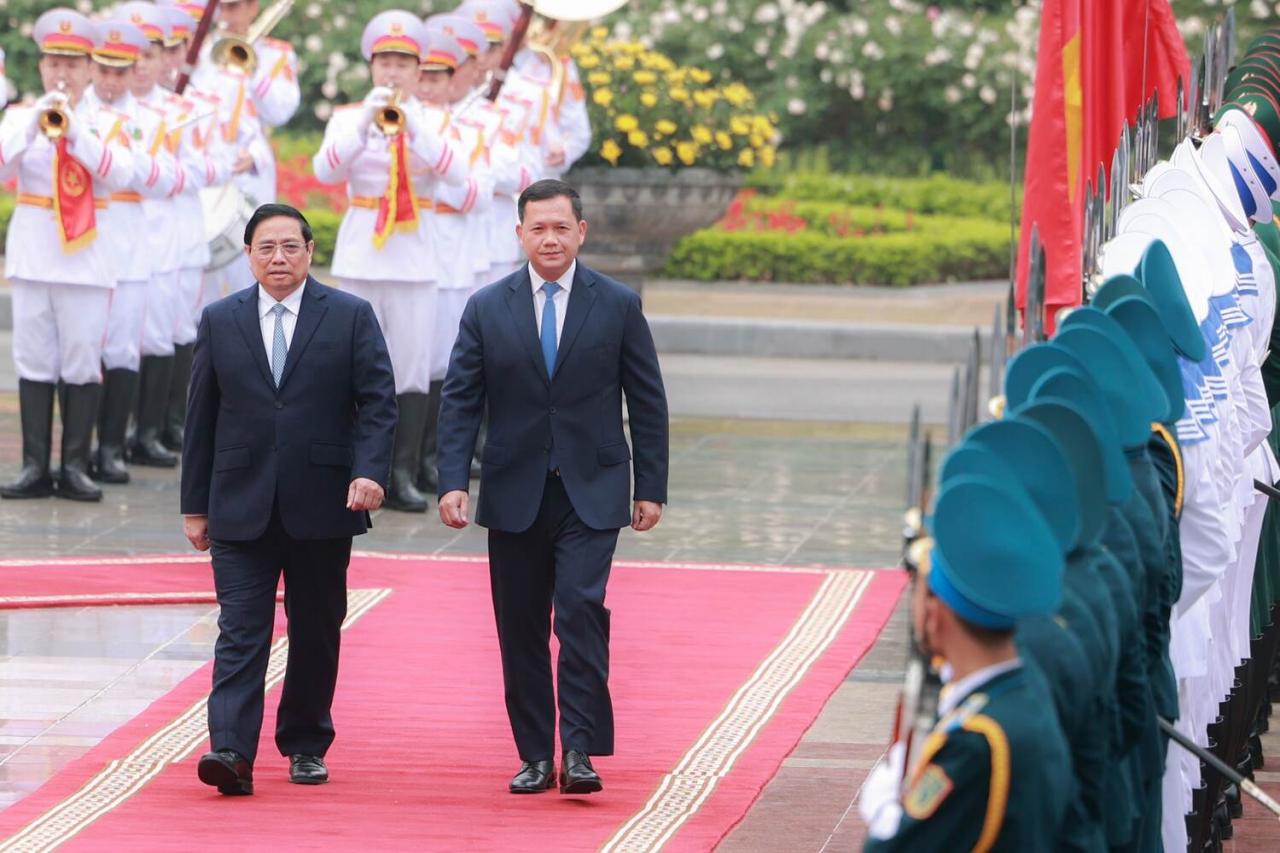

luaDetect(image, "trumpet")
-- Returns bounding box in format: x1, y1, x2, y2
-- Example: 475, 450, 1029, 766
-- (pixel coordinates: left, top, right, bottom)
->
211, 0, 293, 76
374, 89, 405, 136
39, 82, 70, 140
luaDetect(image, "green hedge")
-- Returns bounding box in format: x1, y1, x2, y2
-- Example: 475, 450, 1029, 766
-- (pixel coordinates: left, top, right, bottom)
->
744, 171, 1018, 223
0, 194, 12, 249
664, 222, 1011, 286
737, 197, 1008, 239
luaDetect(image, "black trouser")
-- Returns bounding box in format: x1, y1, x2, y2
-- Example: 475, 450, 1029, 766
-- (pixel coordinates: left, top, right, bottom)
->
488, 474, 620, 761
208, 505, 352, 764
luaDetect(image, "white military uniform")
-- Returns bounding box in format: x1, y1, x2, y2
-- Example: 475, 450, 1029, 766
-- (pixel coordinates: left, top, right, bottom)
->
192, 30, 299, 300
0, 95, 135, 385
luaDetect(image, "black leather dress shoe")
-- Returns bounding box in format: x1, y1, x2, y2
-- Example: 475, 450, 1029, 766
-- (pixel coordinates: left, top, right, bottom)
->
509, 760, 555, 793
559, 750, 603, 794
289, 754, 329, 785
197, 749, 253, 795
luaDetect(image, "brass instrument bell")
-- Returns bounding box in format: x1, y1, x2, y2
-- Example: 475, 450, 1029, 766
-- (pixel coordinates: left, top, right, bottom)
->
39, 82, 69, 140
374, 89, 405, 136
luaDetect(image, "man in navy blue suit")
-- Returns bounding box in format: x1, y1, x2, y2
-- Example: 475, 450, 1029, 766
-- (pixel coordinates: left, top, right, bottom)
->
180, 203, 397, 796
437, 179, 669, 796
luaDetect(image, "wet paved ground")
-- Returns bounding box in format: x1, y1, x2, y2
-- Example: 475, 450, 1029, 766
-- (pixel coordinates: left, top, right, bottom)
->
0, 387, 918, 849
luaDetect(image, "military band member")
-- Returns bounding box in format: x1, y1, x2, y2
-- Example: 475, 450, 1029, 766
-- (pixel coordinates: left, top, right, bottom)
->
859, 477, 1071, 850
185, 0, 301, 301
312, 10, 466, 512
0, 9, 136, 502
84, 19, 178, 484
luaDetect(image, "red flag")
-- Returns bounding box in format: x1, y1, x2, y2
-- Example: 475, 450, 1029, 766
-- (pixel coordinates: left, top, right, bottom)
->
51, 137, 97, 252
1015, 0, 1190, 333
373, 133, 419, 249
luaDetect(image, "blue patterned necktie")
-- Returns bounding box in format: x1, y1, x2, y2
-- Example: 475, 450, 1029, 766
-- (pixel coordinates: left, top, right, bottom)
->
271, 303, 288, 387
540, 281, 561, 377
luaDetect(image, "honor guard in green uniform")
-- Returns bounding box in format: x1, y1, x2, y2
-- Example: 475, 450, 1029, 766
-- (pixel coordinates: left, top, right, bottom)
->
860, 476, 1071, 851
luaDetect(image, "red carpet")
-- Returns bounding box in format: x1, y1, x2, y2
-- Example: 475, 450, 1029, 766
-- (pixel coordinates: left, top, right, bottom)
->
0, 553, 904, 851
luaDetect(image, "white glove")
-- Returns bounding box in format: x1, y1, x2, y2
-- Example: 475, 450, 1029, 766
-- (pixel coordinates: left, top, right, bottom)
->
402, 98, 428, 141
360, 86, 395, 135
858, 741, 907, 840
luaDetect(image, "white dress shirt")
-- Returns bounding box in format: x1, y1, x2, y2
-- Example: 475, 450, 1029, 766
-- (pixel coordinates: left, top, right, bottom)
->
258, 281, 305, 376
530, 260, 575, 346
936, 657, 1023, 718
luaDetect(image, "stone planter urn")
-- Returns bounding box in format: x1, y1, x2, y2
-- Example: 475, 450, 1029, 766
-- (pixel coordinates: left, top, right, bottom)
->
566, 166, 741, 285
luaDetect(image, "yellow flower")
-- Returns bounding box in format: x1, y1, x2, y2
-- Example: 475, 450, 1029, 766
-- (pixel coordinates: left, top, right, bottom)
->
600, 139, 622, 165
690, 68, 713, 84
750, 133, 764, 148
752, 115, 775, 137
670, 87, 690, 103
760, 146, 776, 168
730, 116, 750, 136
676, 141, 698, 166
633, 70, 657, 86
655, 119, 678, 136
627, 129, 649, 148
615, 114, 639, 133
738, 148, 755, 168
652, 147, 674, 166
693, 90, 718, 109
592, 88, 614, 107
588, 71, 611, 86
576, 53, 600, 70
640, 91, 658, 107
691, 125, 713, 144
715, 131, 733, 150
723, 83, 751, 107
590, 26, 608, 40
615, 55, 635, 71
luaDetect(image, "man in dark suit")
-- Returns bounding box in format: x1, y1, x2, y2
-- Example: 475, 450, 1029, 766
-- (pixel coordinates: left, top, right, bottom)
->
437, 179, 669, 796
181, 203, 397, 796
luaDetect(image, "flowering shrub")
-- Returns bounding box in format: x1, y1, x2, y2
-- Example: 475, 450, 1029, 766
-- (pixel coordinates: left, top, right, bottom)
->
572, 28, 777, 171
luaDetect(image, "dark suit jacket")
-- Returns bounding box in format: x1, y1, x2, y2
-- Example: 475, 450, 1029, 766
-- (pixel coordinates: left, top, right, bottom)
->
437, 263, 669, 532
180, 276, 397, 541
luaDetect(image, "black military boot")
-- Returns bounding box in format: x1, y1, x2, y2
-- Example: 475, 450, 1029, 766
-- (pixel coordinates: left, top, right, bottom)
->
1, 379, 57, 499
57, 383, 103, 502
162, 342, 194, 451
93, 368, 138, 484
416, 380, 443, 493
130, 356, 178, 467
386, 392, 429, 512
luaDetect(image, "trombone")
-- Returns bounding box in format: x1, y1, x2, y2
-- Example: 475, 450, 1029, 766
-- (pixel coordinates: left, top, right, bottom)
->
211, 0, 293, 76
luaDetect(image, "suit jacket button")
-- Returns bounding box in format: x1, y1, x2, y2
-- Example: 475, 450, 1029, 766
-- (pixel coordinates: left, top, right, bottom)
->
274, 400, 283, 409
549, 407, 556, 414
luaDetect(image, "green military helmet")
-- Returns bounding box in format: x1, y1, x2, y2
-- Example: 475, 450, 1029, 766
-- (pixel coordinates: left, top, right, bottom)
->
1103, 297, 1186, 423
1226, 59, 1280, 94
1053, 325, 1154, 450
1011, 402, 1108, 547
1002, 342, 1088, 410
1256, 212, 1280, 258
1136, 238, 1207, 362
964, 419, 1081, 554
1029, 366, 1135, 506
1058, 306, 1172, 425
928, 475, 1065, 630
939, 441, 1018, 488
1229, 80, 1280, 104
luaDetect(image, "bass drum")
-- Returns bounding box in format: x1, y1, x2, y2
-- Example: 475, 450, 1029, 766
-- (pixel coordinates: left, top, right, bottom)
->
201, 184, 257, 271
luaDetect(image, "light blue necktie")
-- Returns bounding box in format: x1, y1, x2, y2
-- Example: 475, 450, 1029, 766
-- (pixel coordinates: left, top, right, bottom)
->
540, 281, 561, 377
271, 303, 288, 387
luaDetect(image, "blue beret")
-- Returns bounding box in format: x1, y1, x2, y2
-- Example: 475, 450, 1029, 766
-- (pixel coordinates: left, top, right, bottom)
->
1029, 366, 1134, 505
1003, 342, 1089, 411
1012, 400, 1108, 546
929, 475, 1065, 629
1054, 324, 1160, 449
1136, 238, 1208, 362
1105, 296, 1186, 423
964, 419, 1080, 554
1059, 306, 1172, 424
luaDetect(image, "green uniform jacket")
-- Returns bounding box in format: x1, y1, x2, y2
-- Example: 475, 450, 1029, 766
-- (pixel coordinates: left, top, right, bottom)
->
865, 665, 1071, 853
